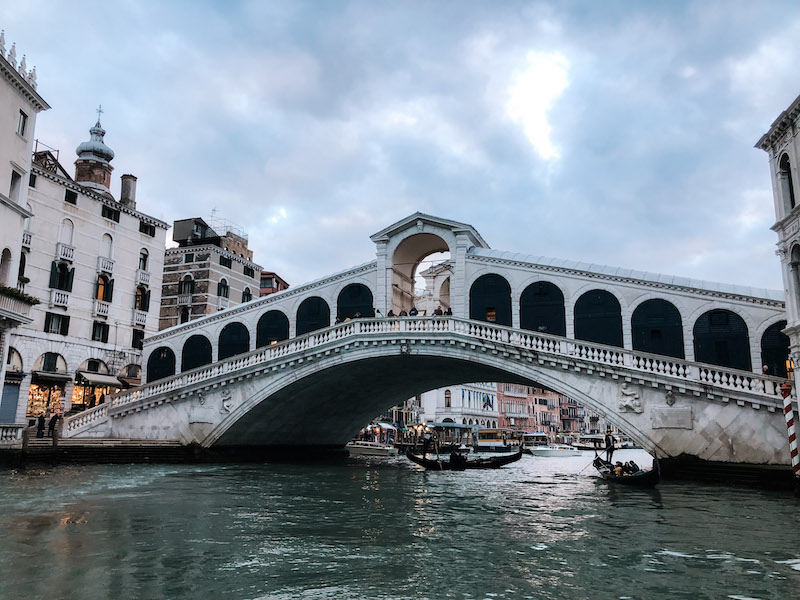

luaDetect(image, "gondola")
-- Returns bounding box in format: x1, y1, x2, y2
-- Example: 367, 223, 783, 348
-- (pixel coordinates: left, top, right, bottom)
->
592, 455, 660, 486
405, 447, 523, 471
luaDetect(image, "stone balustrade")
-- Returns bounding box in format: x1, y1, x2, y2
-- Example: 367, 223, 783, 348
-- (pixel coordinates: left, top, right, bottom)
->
21, 230, 32, 248
132, 309, 147, 327
0, 292, 32, 319
56, 241, 74, 262
64, 404, 108, 436
177, 294, 191, 306
97, 256, 115, 273
49, 289, 69, 308
0, 424, 24, 445
136, 269, 151, 286
93, 299, 110, 317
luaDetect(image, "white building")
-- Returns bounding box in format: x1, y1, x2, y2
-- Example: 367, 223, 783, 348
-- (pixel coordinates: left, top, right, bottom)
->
0, 35, 49, 424
4, 114, 168, 423
419, 382, 500, 428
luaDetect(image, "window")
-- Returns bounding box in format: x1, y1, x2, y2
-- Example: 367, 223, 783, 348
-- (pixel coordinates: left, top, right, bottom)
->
132, 329, 145, 350
44, 313, 70, 336
445, 390, 451, 408
9, 170, 21, 202
87, 359, 101, 373
42, 352, 59, 372
180, 308, 190, 324
242, 287, 252, 303
218, 279, 229, 298
101, 205, 120, 222
220, 255, 232, 268
49, 261, 74, 291
17, 110, 27, 137
184, 253, 194, 264
134, 286, 150, 311
96, 275, 113, 302
64, 189, 77, 205
138, 249, 149, 271
139, 221, 156, 236
243, 265, 255, 278
100, 234, 113, 259
91, 322, 109, 343
179, 275, 194, 295
29, 173, 36, 188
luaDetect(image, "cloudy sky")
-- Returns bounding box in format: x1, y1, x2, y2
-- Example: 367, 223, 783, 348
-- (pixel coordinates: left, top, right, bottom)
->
3, 1, 799, 291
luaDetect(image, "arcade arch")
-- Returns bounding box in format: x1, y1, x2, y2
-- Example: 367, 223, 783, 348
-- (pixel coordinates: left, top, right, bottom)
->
182, 335, 213, 371
761, 320, 790, 378
391, 233, 450, 314
218, 322, 249, 360
296, 297, 330, 335
256, 310, 290, 347
574, 289, 623, 347
693, 309, 751, 371
631, 299, 684, 359
337, 283, 374, 320
147, 347, 176, 382
469, 273, 512, 325
519, 281, 566, 336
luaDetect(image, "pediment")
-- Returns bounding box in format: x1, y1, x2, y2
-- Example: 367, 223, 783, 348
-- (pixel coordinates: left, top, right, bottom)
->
370, 212, 490, 248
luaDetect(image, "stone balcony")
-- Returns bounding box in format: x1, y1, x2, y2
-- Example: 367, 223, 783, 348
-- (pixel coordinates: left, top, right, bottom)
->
132, 309, 147, 327
49, 289, 69, 308
93, 299, 110, 318
0, 290, 33, 324
136, 269, 151, 286
21, 230, 32, 248
177, 294, 192, 306
97, 256, 115, 274
56, 242, 75, 262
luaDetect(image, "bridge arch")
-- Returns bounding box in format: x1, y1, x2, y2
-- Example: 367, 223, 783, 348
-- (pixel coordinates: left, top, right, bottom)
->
469, 273, 512, 325
519, 280, 567, 336
389, 230, 452, 314
296, 296, 331, 335
574, 288, 624, 348
218, 322, 250, 360
147, 347, 176, 382
182, 335, 213, 371
692, 309, 751, 371
630, 298, 685, 359
256, 310, 290, 347
760, 320, 790, 377
336, 282, 374, 320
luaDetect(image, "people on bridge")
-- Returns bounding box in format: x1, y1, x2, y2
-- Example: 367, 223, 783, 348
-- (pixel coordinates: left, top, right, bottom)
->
36, 413, 45, 438
444, 307, 452, 315
387, 310, 395, 317
434, 306, 443, 316
399, 309, 408, 317
409, 306, 418, 316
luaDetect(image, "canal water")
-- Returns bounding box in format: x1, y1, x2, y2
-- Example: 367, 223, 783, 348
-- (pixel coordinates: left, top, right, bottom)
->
1, 450, 798, 600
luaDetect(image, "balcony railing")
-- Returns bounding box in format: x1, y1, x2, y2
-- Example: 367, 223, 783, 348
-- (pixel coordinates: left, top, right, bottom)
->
93, 299, 110, 318
49, 289, 69, 308
136, 269, 151, 286
218, 297, 229, 310
97, 256, 114, 273
21, 231, 32, 248
56, 242, 74, 262
177, 293, 192, 306
0, 291, 33, 320
132, 309, 147, 327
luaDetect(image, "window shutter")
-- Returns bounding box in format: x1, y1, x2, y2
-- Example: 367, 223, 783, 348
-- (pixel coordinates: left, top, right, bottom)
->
106, 279, 114, 302
60, 315, 70, 336
144, 290, 151, 312
49, 262, 58, 288
102, 324, 109, 343
67, 268, 75, 292
44, 312, 52, 333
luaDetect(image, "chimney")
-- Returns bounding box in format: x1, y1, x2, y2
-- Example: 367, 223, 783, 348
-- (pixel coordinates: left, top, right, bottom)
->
120, 174, 137, 209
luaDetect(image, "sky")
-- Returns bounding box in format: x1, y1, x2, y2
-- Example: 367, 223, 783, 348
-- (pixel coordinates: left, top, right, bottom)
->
3, 1, 799, 291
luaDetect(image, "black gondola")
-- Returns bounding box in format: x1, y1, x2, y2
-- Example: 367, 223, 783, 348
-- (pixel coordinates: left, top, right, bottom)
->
405, 447, 523, 471
592, 455, 660, 486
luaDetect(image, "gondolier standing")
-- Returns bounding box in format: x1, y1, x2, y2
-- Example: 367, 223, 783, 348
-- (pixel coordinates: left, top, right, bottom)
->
604, 430, 615, 462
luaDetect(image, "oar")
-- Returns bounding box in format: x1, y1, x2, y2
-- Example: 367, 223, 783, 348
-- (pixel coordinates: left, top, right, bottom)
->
578, 451, 599, 473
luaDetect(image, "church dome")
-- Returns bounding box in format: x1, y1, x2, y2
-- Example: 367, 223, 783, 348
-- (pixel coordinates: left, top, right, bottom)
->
75, 120, 114, 163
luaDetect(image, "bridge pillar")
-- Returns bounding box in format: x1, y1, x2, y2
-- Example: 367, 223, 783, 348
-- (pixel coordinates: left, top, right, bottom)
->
451, 234, 469, 318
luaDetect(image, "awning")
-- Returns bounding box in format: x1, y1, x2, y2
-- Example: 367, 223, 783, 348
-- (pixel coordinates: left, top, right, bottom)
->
76, 372, 123, 387
117, 377, 141, 388
31, 370, 73, 383
375, 422, 397, 430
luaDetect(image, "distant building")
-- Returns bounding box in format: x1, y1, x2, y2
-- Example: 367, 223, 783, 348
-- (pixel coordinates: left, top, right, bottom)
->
414, 262, 452, 314
419, 382, 499, 428
259, 271, 289, 297
159, 217, 263, 330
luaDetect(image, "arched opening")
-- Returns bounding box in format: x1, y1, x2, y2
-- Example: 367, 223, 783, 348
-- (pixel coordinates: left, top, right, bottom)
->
256, 310, 290, 347
337, 284, 374, 320
574, 290, 623, 347
0, 248, 11, 285
182, 335, 213, 371
218, 278, 229, 299
180, 308, 190, 324
792, 245, 800, 313
134, 286, 150, 311
391, 233, 450, 314
147, 347, 176, 382
59, 218, 74, 245
444, 389, 451, 408
96, 274, 113, 302
631, 299, 684, 359
780, 153, 796, 211
693, 309, 751, 371
469, 274, 512, 325
296, 297, 330, 335
520, 281, 566, 336
242, 287, 252, 303
179, 275, 195, 295
218, 322, 250, 360
138, 248, 149, 271
100, 234, 113, 259
761, 321, 790, 378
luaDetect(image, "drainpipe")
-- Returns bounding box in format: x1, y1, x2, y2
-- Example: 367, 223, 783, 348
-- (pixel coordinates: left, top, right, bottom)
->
780, 383, 800, 496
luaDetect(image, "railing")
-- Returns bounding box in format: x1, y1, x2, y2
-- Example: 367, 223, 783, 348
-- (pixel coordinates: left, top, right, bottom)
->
177, 294, 192, 306
109, 317, 789, 416
0, 292, 33, 319
0, 424, 23, 445
64, 404, 108, 436
93, 299, 110, 317
49, 289, 69, 308
132, 309, 147, 327
97, 256, 115, 273
56, 242, 74, 262
136, 269, 151, 286
21, 230, 32, 248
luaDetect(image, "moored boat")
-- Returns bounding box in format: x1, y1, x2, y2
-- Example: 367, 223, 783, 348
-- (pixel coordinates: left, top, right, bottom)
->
592, 455, 660, 486
405, 447, 523, 470
529, 444, 581, 457
521, 432, 549, 455
346, 441, 398, 456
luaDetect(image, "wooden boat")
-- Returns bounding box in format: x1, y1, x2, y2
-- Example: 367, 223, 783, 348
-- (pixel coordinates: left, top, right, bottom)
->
405, 447, 523, 471
592, 455, 660, 486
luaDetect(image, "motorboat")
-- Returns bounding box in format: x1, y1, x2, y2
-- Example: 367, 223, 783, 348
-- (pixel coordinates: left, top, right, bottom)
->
529, 444, 581, 457
521, 432, 549, 455
345, 441, 398, 456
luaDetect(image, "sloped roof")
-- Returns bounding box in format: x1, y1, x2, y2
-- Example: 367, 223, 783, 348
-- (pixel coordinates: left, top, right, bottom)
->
370, 212, 489, 248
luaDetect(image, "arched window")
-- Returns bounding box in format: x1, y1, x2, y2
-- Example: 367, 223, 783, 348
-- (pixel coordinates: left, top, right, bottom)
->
23, 203, 32, 231
59, 218, 74, 245
96, 275, 113, 302
780, 153, 796, 211
147, 347, 175, 382
49, 261, 73, 291
520, 281, 566, 336
218, 278, 229, 298
693, 309, 751, 371
134, 286, 150, 311
0, 248, 11, 285
574, 290, 623, 347
296, 297, 330, 335
337, 284, 374, 320
469, 274, 512, 326
218, 322, 250, 360
256, 310, 289, 347
444, 389, 451, 408
761, 320, 790, 378
100, 234, 113, 259
181, 335, 213, 371
631, 299, 684, 359
138, 248, 149, 271
179, 275, 194, 295
242, 287, 252, 303
180, 308, 190, 324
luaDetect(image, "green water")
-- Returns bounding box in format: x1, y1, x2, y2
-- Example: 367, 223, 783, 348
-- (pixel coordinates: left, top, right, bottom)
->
1, 450, 798, 599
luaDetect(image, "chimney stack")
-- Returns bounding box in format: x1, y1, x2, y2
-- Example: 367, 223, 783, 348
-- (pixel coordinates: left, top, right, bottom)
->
120, 174, 137, 209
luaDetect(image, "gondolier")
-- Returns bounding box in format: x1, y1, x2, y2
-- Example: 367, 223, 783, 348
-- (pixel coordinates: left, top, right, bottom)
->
604, 430, 615, 462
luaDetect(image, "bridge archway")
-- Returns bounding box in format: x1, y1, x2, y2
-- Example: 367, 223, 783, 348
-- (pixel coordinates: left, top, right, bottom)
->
574, 289, 623, 347
761, 320, 790, 377
256, 310, 289, 347
218, 322, 250, 360
693, 309, 751, 371
391, 233, 450, 313
519, 281, 566, 336
337, 283, 374, 320
147, 347, 176, 382
296, 297, 330, 335
182, 335, 213, 371
469, 273, 512, 325
631, 299, 684, 359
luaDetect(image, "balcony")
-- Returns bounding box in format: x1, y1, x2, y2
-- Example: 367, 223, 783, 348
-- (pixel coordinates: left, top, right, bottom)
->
56, 242, 75, 262
218, 297, 229, 310
97, 256, 115, 273
49, 289, 69, 308
21, 231, 32, 248
93, 299, 110, 318
0, 290, 33, 323
132, 309, 147, 327
136, 269, 151, 286
177, 293, 192, 306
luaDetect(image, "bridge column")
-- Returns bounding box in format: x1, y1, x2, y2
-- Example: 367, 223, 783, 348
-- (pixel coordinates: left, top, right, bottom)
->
451, 233, 469, 318
374, 241, 389, 315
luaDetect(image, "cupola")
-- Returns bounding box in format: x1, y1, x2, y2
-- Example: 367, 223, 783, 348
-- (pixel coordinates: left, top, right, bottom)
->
74, 107, 115, 192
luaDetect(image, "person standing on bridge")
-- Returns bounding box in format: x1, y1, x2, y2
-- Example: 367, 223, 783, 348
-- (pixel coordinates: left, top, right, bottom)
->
409, 306, 418, 316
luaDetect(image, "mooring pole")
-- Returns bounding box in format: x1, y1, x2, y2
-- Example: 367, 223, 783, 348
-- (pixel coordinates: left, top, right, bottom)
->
780, 383, 800, 496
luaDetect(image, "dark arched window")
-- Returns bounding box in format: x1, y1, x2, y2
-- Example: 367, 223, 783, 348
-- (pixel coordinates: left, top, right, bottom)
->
444, 390, 451, 408
218, 322, 250, 360
693, 309, 751, 371
179, 275, 194, 295
296, 297, 330, 335
520, 281, 566, 336
761, 320, 790, 378
574, 290, 623, 347
242, 287, 252, 303
147, 347, 175, 382
180, 308, 190, 324
469, 274, 511, 326
96, 274, 113, 302
181, 335, 213, 371
780, 153, 796, 211
134, 286, 150, 311
337, 283, 374, 319
256, 310, 290, 347
631, 299, 684, 358
218, 278, 229, 299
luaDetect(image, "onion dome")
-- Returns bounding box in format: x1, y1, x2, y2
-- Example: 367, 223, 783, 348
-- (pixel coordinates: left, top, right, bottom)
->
75, 119, 115, 164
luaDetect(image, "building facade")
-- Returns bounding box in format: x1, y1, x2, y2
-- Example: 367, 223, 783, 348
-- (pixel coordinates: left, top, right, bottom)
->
159, 218, 263, 330
5, 116, 168, 423
259, 271, 289, 297
419, 382, 500, 428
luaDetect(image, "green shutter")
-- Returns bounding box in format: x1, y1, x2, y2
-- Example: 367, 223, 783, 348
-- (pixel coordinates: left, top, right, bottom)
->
44, 312, 52, 333
49, 262, 58, 288
144, 290, 151, 312
102, 324, 109, 343
60, 315, 70, 336
106, 279, 114, 302
67, 268, 75, 292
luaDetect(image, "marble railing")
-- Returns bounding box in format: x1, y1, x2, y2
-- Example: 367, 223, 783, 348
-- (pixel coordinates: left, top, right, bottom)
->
0, 424, 23, 444
64, 403, 108, 436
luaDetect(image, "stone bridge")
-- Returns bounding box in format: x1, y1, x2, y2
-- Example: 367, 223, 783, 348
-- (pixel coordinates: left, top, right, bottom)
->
64, 213, 795, 475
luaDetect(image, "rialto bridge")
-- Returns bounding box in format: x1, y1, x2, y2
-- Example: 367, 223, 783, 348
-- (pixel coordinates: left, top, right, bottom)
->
64, 214, 795, 478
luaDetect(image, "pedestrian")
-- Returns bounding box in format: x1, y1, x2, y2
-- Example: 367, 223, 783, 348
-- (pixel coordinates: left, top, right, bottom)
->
409, 306, 418, 316
36, 413, 45, 438
762, 365, 770, 375
399, 309, 408, 317
434, 306, 443, 316
444, 307, 452, 315
387, 309, 396, 317
48, 412, 60, 437
374, 308, 382, 318
604, 430, 615, 462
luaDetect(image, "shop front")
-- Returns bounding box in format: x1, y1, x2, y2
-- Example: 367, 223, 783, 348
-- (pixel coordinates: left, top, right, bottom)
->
27, 371, 72, 418
71, 371, 123, 410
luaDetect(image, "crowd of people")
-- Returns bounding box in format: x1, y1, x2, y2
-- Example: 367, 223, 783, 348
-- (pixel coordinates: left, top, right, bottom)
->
335, 305, 453, 323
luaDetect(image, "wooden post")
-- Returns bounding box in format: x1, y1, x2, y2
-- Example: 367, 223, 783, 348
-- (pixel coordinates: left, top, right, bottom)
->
780, 383, 800, 495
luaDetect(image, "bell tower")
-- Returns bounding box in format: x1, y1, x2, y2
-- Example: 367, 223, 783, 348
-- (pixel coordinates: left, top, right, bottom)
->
74, 105, 115, 191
